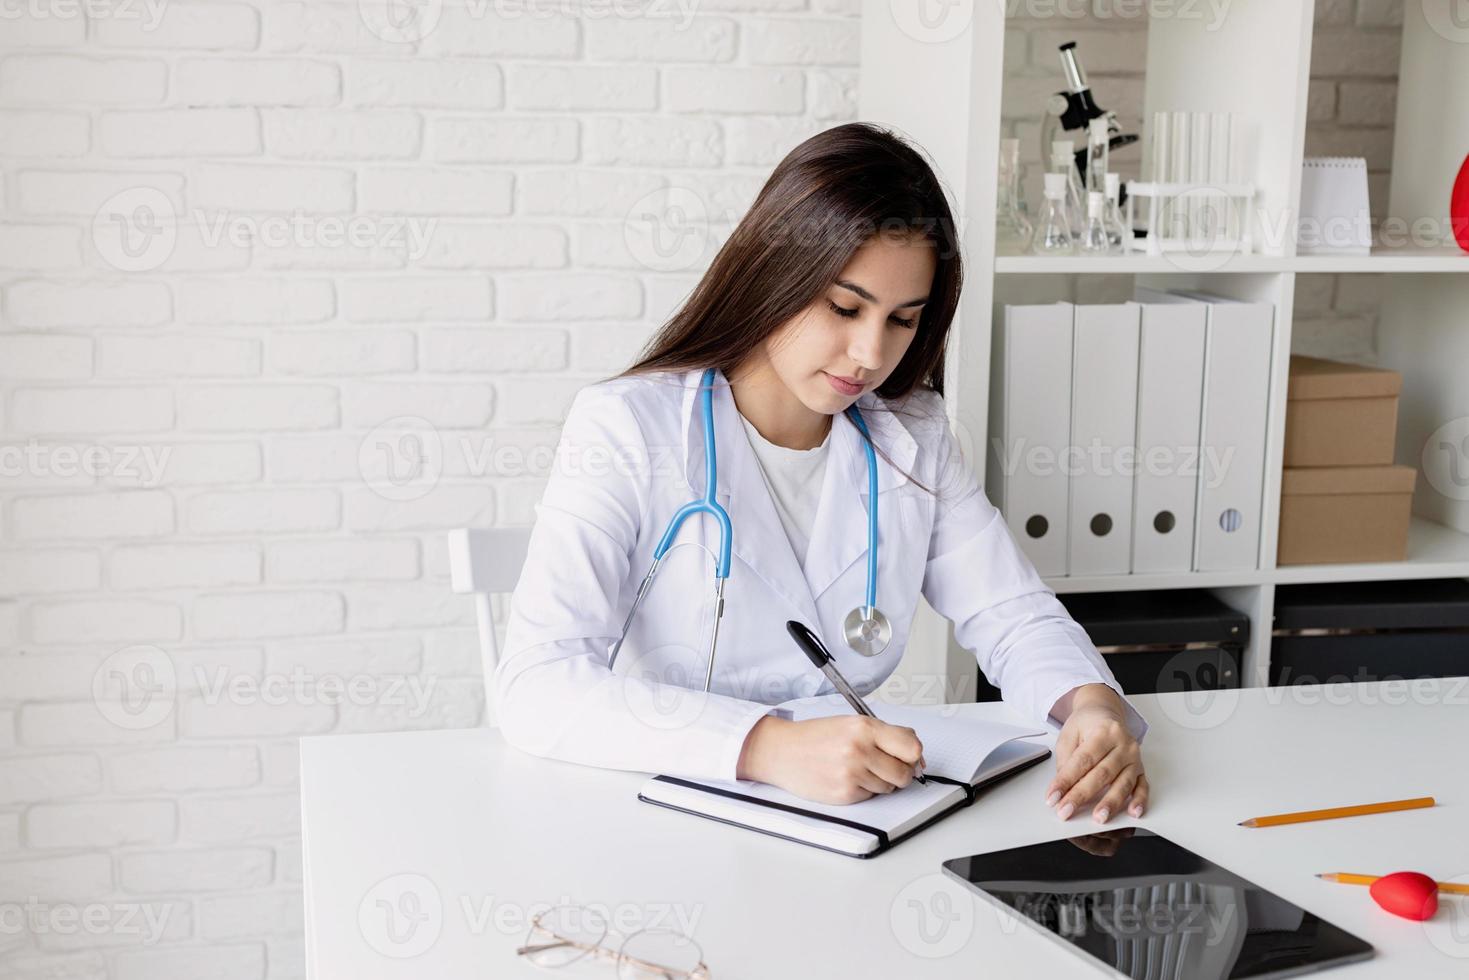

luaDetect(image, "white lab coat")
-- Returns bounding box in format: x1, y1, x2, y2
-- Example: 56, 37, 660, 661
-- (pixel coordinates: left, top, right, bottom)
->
498, 367, 1147, 783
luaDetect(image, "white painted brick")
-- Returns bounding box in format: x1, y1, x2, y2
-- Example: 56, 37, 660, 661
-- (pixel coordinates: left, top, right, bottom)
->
105, 441, 262, 488
349, 59, 504, 107
1303, 126, 1395, 170
119, 848, 272, 893
422, 628, 481, 677
269, 329, 415, 375
428, 117, 579, 164
807, 68, 857, 120
199, 891, 304, 942
265, 538, 419, 583
813, 0, 859, 11
1307, 80, 1337, 123
6, 279, 171, 328
0, 56, 167, 106
98, 336, 261, 379
584, 17, 737, 62
11, 491, 174, 542
1, 651, 106, 700
1310, 29, 1401, 77
570, 323, 655, 372
189, 163, 354, 213
1028, 29, 1144, 74
267, 635, 421, 676
258, 740, 301, 789
16, 170, 183, 217
0, 438, 93, 491
747, 19, 859, 65
0, 605, 16, 647
1337, 81, 1397, 126
418, 7, 580, 58
192, 590, 345, 640
0, 111, 90, 157
1315, 0, 1354, 25
32, 597, 183, 644
0, 951, 107, 979
37, 897, 193, 952
26, 800, 177, 849
265, 436, 365, 483
263, 109, 421, 160
1356, 0, 1404, 27
0, 550, 101, 594
346, 585, 474, 631
186, 489, 341, 535
0, 755, 102, 805
10, 386, 174, 434
277, 839, 302, 883
339, 276, 491, 322
0, 223, 83, 271
129, 218, 252, 274
0, 335, 91, 380
178, 279, 334, 325
422, 327, 569, 372
0, 813, 17, 854
493, 378, 584, 426
343, 485, 494, 532
499, 274, 641, 321
96, 2, 260, 50
507, 66, 657, 111
518, 169, 664, 218
0, 854, 112, 901
111, 543, 262, 590
343, 382, 494, 428
665, 67, 802, 113
499, 478, 550, 525
267, 935, 304, 980
336, 675, 482, 731
1293, 274, 1336, 313
18, 702, 176, 747
0, 7, 84, 47
584, 117, 722, 167
114, 943, 265, 980
178, 385, 338, 431
416, 223, 566, 269
724, 117, 824, 166
1334, 273, 1385, 312
99, 109, 262, 157
265, 1, 418, 55
359, 167, 513, 215
173, 58, 341, 107
180, 696, 334, 738
111, 746, 261, 794
180, 794, 299, 843
646, 273, 701, 320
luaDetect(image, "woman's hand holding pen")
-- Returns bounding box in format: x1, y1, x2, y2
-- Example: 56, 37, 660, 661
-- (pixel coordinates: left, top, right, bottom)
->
736, 714, 926, 805
1045, 683, 1149, 825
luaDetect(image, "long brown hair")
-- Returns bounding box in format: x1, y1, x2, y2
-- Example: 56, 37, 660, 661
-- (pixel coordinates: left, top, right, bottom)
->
620, 122, 962, 405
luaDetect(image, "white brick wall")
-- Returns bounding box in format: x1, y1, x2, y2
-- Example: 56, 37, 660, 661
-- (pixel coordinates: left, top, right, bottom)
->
0, 4, 1404, 977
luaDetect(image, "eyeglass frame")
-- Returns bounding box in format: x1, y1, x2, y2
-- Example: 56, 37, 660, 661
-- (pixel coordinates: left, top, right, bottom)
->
514, 904, 711, 979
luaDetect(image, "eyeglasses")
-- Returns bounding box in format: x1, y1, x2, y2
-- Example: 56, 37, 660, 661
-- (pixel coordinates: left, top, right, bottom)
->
515, 904, 710, 979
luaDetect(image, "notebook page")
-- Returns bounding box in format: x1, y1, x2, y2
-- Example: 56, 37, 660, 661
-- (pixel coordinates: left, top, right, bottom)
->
781, 693, 1048, 783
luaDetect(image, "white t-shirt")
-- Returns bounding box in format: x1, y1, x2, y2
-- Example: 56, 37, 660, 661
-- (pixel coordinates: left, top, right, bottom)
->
737, 412, 831, 571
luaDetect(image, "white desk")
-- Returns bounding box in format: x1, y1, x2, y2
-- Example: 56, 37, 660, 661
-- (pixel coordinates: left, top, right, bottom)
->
301, 681, 1469, 978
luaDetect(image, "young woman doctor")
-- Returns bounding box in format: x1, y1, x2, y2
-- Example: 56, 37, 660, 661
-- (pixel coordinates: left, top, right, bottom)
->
499, 123, 1150, 826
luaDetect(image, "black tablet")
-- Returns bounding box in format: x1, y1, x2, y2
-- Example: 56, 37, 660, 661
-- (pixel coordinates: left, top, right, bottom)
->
943, 828, 1373, 979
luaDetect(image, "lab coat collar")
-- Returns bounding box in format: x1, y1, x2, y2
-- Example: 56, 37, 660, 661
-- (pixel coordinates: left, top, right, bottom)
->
676, 368, 919, 625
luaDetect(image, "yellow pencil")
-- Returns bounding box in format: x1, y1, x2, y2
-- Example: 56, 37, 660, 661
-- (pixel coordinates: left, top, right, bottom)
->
1317, 872, 1469, 896
1238, 796, 1436, 828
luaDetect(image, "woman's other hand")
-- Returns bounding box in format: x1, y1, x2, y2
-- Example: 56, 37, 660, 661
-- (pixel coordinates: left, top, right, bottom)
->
1045, 684, 1148, 824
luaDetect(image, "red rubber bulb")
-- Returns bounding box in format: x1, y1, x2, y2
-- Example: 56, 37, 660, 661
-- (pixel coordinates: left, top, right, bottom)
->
1369, 871, 1439, 921
1451, 150, 1469, 252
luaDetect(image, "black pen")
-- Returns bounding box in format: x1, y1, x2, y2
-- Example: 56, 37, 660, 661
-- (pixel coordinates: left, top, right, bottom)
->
785, 620, 926, 785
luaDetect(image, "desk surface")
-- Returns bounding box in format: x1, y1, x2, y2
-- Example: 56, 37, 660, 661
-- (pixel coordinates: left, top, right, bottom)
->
301, 680, 1469, 978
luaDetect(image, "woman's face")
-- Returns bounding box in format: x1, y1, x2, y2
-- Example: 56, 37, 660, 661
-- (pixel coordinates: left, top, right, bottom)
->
763, 234, 935, 417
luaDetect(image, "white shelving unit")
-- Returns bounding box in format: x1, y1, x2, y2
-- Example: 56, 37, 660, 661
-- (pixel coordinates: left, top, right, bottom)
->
860, 1, 1469, 694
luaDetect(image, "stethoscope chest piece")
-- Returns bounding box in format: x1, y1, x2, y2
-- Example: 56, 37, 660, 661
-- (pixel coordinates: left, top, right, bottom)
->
842, 604, 891, 657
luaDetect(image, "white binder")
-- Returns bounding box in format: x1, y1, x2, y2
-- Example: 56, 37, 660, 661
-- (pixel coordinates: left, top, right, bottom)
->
1135, 287, 1273, 572
987, 303, 1073, 577
1067, 303, 1139, 576
1131, 301, 1206, 574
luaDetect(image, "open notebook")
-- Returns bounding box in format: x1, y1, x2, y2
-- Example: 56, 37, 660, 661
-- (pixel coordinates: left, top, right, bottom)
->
637, 694, 1052, 858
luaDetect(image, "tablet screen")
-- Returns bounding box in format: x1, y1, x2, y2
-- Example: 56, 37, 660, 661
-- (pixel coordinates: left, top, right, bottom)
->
943, 829, 1373, 979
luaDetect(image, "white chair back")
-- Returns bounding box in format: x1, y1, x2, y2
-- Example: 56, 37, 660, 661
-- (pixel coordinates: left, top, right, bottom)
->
447, 527, 533, 728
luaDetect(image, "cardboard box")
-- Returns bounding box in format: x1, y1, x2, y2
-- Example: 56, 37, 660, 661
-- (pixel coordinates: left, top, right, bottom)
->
1277, 465, 1416, 564
1284, 355, 1401, 467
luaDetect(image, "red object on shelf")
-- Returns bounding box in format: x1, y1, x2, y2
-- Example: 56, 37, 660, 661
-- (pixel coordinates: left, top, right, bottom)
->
1370, 871, 1439, 921
1452, 151, 1469, 252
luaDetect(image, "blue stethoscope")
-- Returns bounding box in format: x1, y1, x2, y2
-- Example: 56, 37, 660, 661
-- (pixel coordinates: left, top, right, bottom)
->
607, 368, 890, 692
